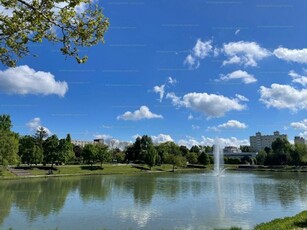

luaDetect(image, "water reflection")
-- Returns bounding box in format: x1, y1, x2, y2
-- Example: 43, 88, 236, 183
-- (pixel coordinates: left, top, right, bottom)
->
0, 172, 307, 229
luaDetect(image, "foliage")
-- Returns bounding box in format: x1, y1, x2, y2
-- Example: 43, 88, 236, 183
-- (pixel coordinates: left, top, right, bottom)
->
186, 152, 198, 164
0, 0, 109, 67
254, 211, 307, 230
0, 115, 19, 165
96, 143, 111, 167
19, 135, 43, 165
198, 152, 210, 165
256, 150, 267, 165
82, 143, 97, 165
43, 134, 59, 167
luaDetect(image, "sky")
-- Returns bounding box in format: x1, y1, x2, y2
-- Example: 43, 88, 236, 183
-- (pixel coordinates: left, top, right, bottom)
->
1, 0, 307, 147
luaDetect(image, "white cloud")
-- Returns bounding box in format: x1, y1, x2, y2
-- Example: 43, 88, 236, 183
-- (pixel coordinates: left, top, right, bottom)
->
217, 120, 247, 129
178, 136, 249, 148
117, 106, 163, 121
151, 134, 174, 143
288, 70, 307, 86
168, 77, 177, 85
26, 118, 52, 135
153, 84, 165, 102
235, 29, 240, 35
274, 47, 307, 64
235, 94, 249, 102
219, 70, 257, 84
184, 39, 213, 69
94, 134, 131, 150
192, 39, 213, 59
167, 92, 246, 118
259, 84, 307, 112
0, 65, 68, 97
222, 41, 271, 67
184, 54, 199, 69
290, 119, 307, 131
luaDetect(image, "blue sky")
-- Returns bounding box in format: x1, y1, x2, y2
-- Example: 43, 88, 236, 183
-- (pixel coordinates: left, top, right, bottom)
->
1, 0, 307, 147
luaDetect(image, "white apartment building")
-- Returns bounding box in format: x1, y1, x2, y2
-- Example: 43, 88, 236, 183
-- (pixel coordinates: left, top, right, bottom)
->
250, 131, 288, 152
71, 140, 94, 147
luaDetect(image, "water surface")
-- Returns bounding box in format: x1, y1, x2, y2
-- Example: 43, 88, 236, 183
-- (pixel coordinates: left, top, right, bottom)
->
0, 171, 307, 230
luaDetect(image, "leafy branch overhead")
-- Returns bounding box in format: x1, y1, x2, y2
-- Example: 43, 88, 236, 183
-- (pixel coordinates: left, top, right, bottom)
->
0, 0, 109, 67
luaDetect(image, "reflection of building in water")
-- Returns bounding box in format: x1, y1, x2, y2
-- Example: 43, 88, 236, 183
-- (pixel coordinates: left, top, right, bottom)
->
250, 131, 288, 151
294, 136, 306, 145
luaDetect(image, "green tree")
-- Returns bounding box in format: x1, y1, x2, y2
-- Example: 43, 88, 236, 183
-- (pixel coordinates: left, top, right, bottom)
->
271, 138, 292, 165
19, 135, 43, 165
96, 143, 111, 167
198, 152, 210, 165
292, 143, 307, 166
43, 134, 59, 167
0, 114, 12, 131
190, 145, 200, 154
57, 138, 74, 164
0, 114, 19, 166
256, 150, 267, 165
144, 146, 157, 170
0, 0, 109, 67
82, 143, 97, 165
165, 154, 187, 172
186, 152, 198, 164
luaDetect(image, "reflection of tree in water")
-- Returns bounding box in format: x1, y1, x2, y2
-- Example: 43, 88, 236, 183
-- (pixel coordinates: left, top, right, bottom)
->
253, 173, 306, 207
78, 176, 112, 202
110, 175, 156, 206
0, 182, 14, 224
0, 178, 79, 222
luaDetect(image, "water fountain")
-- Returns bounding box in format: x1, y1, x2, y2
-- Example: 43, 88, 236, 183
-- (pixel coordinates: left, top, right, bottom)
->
213, 139, 225, 176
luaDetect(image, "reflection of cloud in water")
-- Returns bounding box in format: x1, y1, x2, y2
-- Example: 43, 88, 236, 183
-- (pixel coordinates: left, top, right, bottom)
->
117, 206, 159, 228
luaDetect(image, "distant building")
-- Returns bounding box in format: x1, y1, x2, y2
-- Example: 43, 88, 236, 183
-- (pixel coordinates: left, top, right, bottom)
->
224, 146, 242, 153
93, 138, 104, 144
294, 136, 306, 145
250, 131, 288, 152
71, 140, 94, 147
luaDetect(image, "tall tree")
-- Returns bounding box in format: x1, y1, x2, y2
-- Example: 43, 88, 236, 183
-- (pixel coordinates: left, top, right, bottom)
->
19, 135, 43, 165
0, 0, 109, 67
271, 138, 292, 165
0, 114, 12, 132
0, 114, 19, 166
43, 134, 59, 167
82, 143, 97, 165
96, 143, 111, 167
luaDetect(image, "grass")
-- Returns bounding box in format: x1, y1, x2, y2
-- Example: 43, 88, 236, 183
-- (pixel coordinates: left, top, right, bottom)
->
254, 211, 307, 230
0, 166, 15, 177
0, 164, 197, 179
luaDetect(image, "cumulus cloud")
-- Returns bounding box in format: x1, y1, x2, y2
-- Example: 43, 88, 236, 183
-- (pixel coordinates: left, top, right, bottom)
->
117, 106, 163, 121
166, 92, 246, 118
288, 70, 307, 86
26, 117, 52, 135
274, 47, 307, 64
184, 39, 213, 69
153, 84, 165, 102
0, 65, 68, 97
222, 41, 271, 67
259, 84, 307, 112
290, 119, 307, 131
218, 70, 257, 84
178, 136, 249, 148
151, 134, 174, 143
218, 120, 247, 129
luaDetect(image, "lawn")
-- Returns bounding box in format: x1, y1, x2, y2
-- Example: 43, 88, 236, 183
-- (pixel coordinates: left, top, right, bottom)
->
254, 211, 307, 230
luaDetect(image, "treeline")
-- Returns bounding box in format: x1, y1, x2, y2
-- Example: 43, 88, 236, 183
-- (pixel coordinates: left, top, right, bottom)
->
256, 137, 307, 166
1, 114, 307, 168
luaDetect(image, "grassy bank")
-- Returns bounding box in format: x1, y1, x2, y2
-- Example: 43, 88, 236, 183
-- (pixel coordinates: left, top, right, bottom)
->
0, 164, 205, 179
254, 211, 307, 230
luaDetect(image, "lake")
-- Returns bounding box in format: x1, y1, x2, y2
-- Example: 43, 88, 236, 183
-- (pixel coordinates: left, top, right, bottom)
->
0, 171, 307, 230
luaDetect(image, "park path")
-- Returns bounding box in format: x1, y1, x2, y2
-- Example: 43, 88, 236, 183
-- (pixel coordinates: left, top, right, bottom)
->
8, 167, 31, 177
